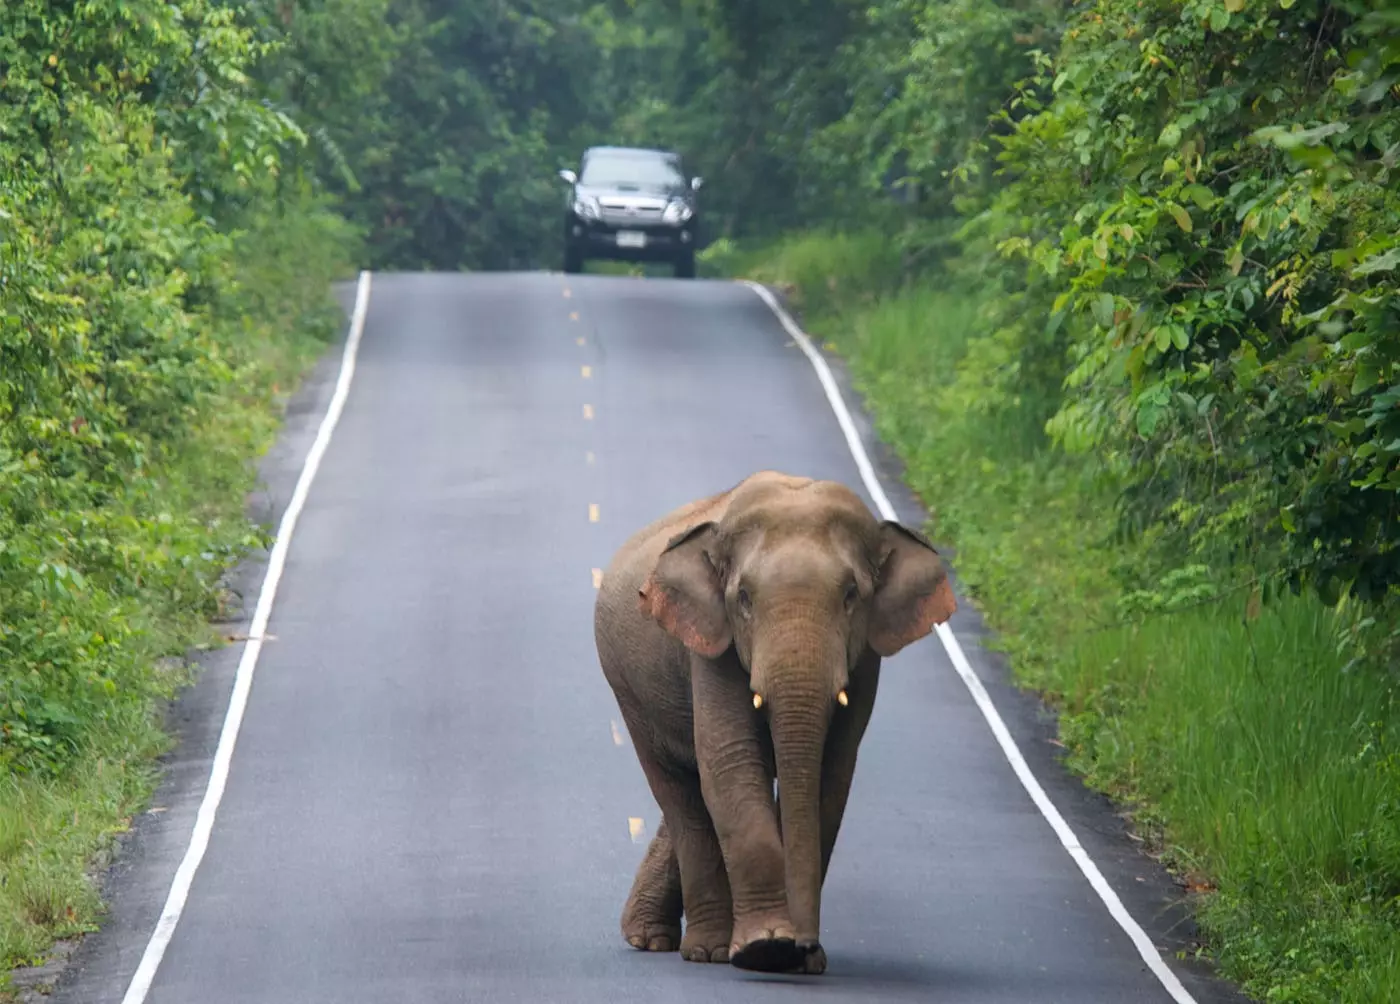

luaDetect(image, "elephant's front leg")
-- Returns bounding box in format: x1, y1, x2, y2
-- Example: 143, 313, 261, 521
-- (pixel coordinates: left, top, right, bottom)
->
615, 705, 735, 964
691, 653, 807, 973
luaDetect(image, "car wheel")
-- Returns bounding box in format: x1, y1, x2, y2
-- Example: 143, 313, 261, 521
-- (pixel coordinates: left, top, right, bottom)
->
674, 251, 696, 279
564, 245, 584, 274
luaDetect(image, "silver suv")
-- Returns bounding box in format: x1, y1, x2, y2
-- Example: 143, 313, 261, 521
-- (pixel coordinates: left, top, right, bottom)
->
559, 146, 703, 278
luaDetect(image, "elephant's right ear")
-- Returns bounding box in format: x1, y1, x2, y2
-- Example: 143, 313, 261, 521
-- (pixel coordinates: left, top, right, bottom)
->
639, 522, 732, 658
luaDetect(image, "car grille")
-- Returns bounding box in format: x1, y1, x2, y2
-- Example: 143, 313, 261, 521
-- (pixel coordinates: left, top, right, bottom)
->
597, 200, 665, 225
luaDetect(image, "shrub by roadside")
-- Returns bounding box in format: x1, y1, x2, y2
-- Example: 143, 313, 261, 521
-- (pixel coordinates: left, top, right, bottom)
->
0, 1, 365, 989
732, 231, 1400, 1004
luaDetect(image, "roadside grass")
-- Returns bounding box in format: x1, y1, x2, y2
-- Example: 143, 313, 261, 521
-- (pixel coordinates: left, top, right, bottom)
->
0, 213, 351, 993
734, 230, 1400, 1004
1059, 599, 1400, 1004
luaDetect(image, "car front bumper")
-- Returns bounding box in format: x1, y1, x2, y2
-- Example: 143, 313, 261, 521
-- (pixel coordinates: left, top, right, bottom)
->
567, 214, 697, 259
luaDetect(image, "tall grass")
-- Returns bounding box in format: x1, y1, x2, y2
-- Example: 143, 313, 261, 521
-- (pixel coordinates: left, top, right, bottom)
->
736, 231, 1400, 1004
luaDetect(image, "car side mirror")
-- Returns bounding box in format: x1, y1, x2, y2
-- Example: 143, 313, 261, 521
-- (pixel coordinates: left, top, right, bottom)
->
559, 169, 578, 185
690, 176, 703, 191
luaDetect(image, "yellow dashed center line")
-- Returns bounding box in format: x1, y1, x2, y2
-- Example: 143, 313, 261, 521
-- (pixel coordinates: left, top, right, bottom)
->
628, 817, 646, 843
583, 403, 594, 420
589, 503, 600, 523
611, 720, 625, 746
576, 336, 586, 346
586, 450, 595, 465
581, 365, 591, 379
592, 568, 603, 589
570, 311, 579, 321
563, 288, 572, 299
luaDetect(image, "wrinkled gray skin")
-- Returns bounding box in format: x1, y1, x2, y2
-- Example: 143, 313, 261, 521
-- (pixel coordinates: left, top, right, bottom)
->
594, 471, 957, 975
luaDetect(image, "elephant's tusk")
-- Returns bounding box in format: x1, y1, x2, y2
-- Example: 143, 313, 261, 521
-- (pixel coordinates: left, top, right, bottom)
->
837, 689, 849, 707
753, 693, 763, 710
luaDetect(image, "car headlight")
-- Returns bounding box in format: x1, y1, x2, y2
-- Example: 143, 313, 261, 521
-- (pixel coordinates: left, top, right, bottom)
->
662, 200, 693, 223
573, 196, 601, 220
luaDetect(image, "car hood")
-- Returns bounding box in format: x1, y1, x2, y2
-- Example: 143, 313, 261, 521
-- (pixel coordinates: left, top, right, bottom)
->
574, 182, 690, 205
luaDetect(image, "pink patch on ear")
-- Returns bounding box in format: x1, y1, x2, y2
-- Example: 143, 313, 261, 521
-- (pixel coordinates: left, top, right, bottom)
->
870, 575, 958, 657
638, 577, 730, 658
924, 577, 957, 626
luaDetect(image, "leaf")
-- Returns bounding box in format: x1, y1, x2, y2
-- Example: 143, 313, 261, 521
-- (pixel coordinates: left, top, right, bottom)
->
1253, 121, 1348, 150
1352, 364, 1380, 395
1171, 326, 1190, 351
1158, 123, 1183, 148
1135, 384, 1172, 438
1167, 203, 1193, 232
1183, 184, 1216, 210
1352, 246, 1400, 277
1209, 7, 1230, 32
1228, 247, 1244, 275
1091, 293, 1116, 328
1154, 327, 1172, 351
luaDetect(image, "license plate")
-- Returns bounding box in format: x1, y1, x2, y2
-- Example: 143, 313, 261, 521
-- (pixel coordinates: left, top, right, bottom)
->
616, 230, 647, 249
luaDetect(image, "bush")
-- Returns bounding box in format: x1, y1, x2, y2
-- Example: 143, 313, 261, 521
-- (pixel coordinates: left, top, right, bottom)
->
737, 231, 1400, 1003
0, 0, 364, 977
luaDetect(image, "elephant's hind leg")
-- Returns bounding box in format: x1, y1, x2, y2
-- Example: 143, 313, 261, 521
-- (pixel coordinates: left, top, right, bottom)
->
621, 818, 683, 951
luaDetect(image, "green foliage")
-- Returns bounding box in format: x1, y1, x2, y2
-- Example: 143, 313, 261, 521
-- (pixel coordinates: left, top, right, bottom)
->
336, 0, 647, 271
978, 0, 1400, 606
665, 0, 1400, 613
813, 0, 1064, 219
0, 0, 368, 977
738, 231, 1400, 1003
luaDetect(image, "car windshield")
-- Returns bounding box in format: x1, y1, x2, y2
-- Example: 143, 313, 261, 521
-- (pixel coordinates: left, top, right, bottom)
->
580, 153, 685, 189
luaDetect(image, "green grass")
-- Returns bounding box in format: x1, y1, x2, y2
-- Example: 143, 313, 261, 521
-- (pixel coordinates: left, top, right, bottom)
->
734, 230, 1400, 1004
1060, 600, 1400, 1003
0, 728, 175, 970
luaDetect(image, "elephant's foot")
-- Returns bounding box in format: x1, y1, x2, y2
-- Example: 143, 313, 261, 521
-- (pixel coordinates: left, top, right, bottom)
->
727, 917, 805, 973
679, 923, 732, 964
621, 900, 681, 952
622, 923, 680, 953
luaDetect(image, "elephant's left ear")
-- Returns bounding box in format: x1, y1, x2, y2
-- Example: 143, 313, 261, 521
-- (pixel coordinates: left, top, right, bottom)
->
639, 522, 733, 658
868, 521, 957, 657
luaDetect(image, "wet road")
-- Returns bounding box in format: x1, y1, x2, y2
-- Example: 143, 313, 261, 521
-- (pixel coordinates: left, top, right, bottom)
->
49, 272, 1239, 1003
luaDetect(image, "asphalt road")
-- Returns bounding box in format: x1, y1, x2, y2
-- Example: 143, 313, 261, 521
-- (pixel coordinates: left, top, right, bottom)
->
45, 271, 1246, 1004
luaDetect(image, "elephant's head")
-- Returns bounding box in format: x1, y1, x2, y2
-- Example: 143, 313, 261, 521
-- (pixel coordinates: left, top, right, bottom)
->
637, 476, 956, 948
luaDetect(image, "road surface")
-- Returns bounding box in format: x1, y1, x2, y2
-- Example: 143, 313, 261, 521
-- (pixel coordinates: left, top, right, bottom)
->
46, 272, 1244, 1003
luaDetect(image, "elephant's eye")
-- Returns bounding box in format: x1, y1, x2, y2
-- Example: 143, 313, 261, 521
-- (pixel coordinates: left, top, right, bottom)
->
736, 587, 752, 614
844, 583, 859, 610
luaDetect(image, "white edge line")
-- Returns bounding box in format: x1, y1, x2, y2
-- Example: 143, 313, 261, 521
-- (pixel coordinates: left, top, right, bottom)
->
120, 269, 374, 1004
741, 278, 1198, 1004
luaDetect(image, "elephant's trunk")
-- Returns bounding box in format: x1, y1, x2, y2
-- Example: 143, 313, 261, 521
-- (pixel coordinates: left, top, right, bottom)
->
751, 596, 847, 950
769, 692, 829, 948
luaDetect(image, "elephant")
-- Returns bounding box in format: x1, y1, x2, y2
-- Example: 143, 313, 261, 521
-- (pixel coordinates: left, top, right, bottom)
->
593, 470, 957, 975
